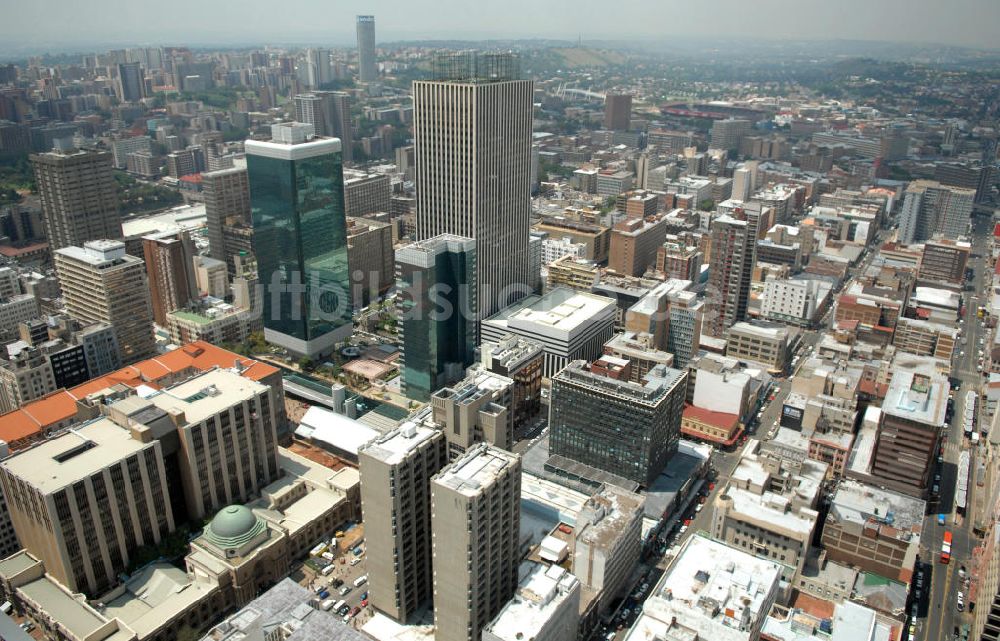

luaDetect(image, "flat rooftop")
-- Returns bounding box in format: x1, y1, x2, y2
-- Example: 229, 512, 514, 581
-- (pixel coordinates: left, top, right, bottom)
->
627, 534, 781, 641
486, 287, 616, 338
1, 417, 152, 493
881, 369, 948, 427
150, 368, 269, 424
829, 479, 925, 539
483, 563, 579, 641
434, 445, 518, 497
359, 421, 441, 466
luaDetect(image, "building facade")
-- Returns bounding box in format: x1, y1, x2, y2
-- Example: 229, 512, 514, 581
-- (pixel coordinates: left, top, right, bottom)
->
414, 53, 534, 319
246, 122, 352, 358
432, 445, 521, 641
54, 240, 156, 364
396, 234, 477, 402
31, 150, 121, 251
549, 360, 687, 486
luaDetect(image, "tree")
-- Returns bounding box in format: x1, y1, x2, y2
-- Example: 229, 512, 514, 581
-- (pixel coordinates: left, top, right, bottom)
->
176, 625, 201, 641
698, 199, 715, 212
297, 357, 315, 371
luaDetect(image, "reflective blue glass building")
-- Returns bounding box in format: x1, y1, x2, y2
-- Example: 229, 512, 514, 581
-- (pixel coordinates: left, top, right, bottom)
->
246, 123, 352, 358
396, 234, 477, 402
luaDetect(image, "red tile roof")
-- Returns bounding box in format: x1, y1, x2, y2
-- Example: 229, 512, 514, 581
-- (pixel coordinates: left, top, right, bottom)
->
0, 341, 278, 448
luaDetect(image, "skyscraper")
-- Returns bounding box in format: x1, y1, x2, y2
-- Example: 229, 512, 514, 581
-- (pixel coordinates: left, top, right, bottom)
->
432, 444, 521, 641
142, 231, 197, 326
414, 52, 533, 319
116, 61, 144, 102
603, 93, 632, 131
54, 240, 156, 364
31, 149, 122, 251
246, 122, 352, 358
396, 234, 476, 402
203, 166, 253, 276
710, 118, 752, 152
356, 15, 377, 82
704, 211, 756, 338
293, 92, 354, 162
359, 423, 448, 622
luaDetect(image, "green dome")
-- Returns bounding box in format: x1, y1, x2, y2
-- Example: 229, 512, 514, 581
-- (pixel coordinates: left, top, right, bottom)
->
204, 505, 265, 550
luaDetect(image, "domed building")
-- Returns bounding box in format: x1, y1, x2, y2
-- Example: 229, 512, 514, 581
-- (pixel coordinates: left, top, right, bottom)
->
187, 504, 289, 608
201, 505, 269, 559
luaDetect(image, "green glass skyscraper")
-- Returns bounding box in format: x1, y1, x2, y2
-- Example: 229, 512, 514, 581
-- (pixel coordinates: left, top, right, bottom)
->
396, 234, 477, 402
246, 123, 352, 358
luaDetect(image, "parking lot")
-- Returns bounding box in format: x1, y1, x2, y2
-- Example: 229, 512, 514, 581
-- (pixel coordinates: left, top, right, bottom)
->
297, 522, 374, 628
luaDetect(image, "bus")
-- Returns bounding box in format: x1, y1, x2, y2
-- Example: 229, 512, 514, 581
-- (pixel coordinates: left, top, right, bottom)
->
941, 531, 952, 564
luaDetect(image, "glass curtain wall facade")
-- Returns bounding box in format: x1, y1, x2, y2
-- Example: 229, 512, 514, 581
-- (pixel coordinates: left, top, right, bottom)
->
247, 136, 351, 358
396, 234, 477, 402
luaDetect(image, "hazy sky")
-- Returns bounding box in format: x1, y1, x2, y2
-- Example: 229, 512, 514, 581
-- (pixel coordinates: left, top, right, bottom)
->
3, 0, 999, 52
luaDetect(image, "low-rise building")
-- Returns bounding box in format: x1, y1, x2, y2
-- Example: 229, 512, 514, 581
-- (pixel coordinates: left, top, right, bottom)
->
711, 440, 825, 582
726, 322, 799, 374
820, 479, 925, 583
625, 534, 781, 641
572, 485, 644, 614
482, 288, 617, 379
482, 563, 581, 641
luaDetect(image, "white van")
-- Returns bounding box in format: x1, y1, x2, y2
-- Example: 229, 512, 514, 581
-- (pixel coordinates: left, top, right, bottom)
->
333, 599, 346, 613
321, 599, 337, 611
321, 564, 336, 576
354, 575, 368, 588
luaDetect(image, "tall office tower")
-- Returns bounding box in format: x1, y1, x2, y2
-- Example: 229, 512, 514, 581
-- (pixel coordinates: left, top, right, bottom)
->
396, 234, 477, 402
414, 53, 533, 320
246, 122, 352, 358
549, 360, 686, 487
704, 212, 755, 338
305, 48, 332, 87
116, 61, 144, 102
0, 418, 174, 596
356, 15, 377, 82
294, 92, 354, 163
142, 231, 197, 326
431, 445, 521, 641
710, 118, 752, 152
898, 180, 976, 244
31, 149, 121, 251
54, 240, 156, 364
203, 166, 252, 276
603, 93, 632, 131
359, 423, 448, 622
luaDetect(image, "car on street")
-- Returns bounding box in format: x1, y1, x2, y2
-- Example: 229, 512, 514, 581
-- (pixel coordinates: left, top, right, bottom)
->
957, 591, 965, 612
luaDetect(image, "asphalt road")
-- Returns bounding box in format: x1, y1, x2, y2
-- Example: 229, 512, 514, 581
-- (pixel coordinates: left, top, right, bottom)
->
919, 212, 993, 641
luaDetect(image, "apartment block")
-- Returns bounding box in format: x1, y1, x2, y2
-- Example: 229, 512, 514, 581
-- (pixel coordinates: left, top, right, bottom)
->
546, 256, 599, 292
30, 149, 122, 251
359, 423, 448, 622
0, 346, 57, 413
893, 316, 958, 361
54, 240, 156, 364
431, 368, 516, 458
431, 445, 521, 641
533, 218, 611, 263
480, 333, 544, 431
655, 239, 701, 281
918, 237, 970, 285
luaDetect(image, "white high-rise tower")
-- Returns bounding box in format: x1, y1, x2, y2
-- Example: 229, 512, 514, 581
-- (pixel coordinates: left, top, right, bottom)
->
414, 52, 534, 319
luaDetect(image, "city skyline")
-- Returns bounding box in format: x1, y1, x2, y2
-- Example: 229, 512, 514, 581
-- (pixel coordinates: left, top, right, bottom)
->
1, 0, 1000, 55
